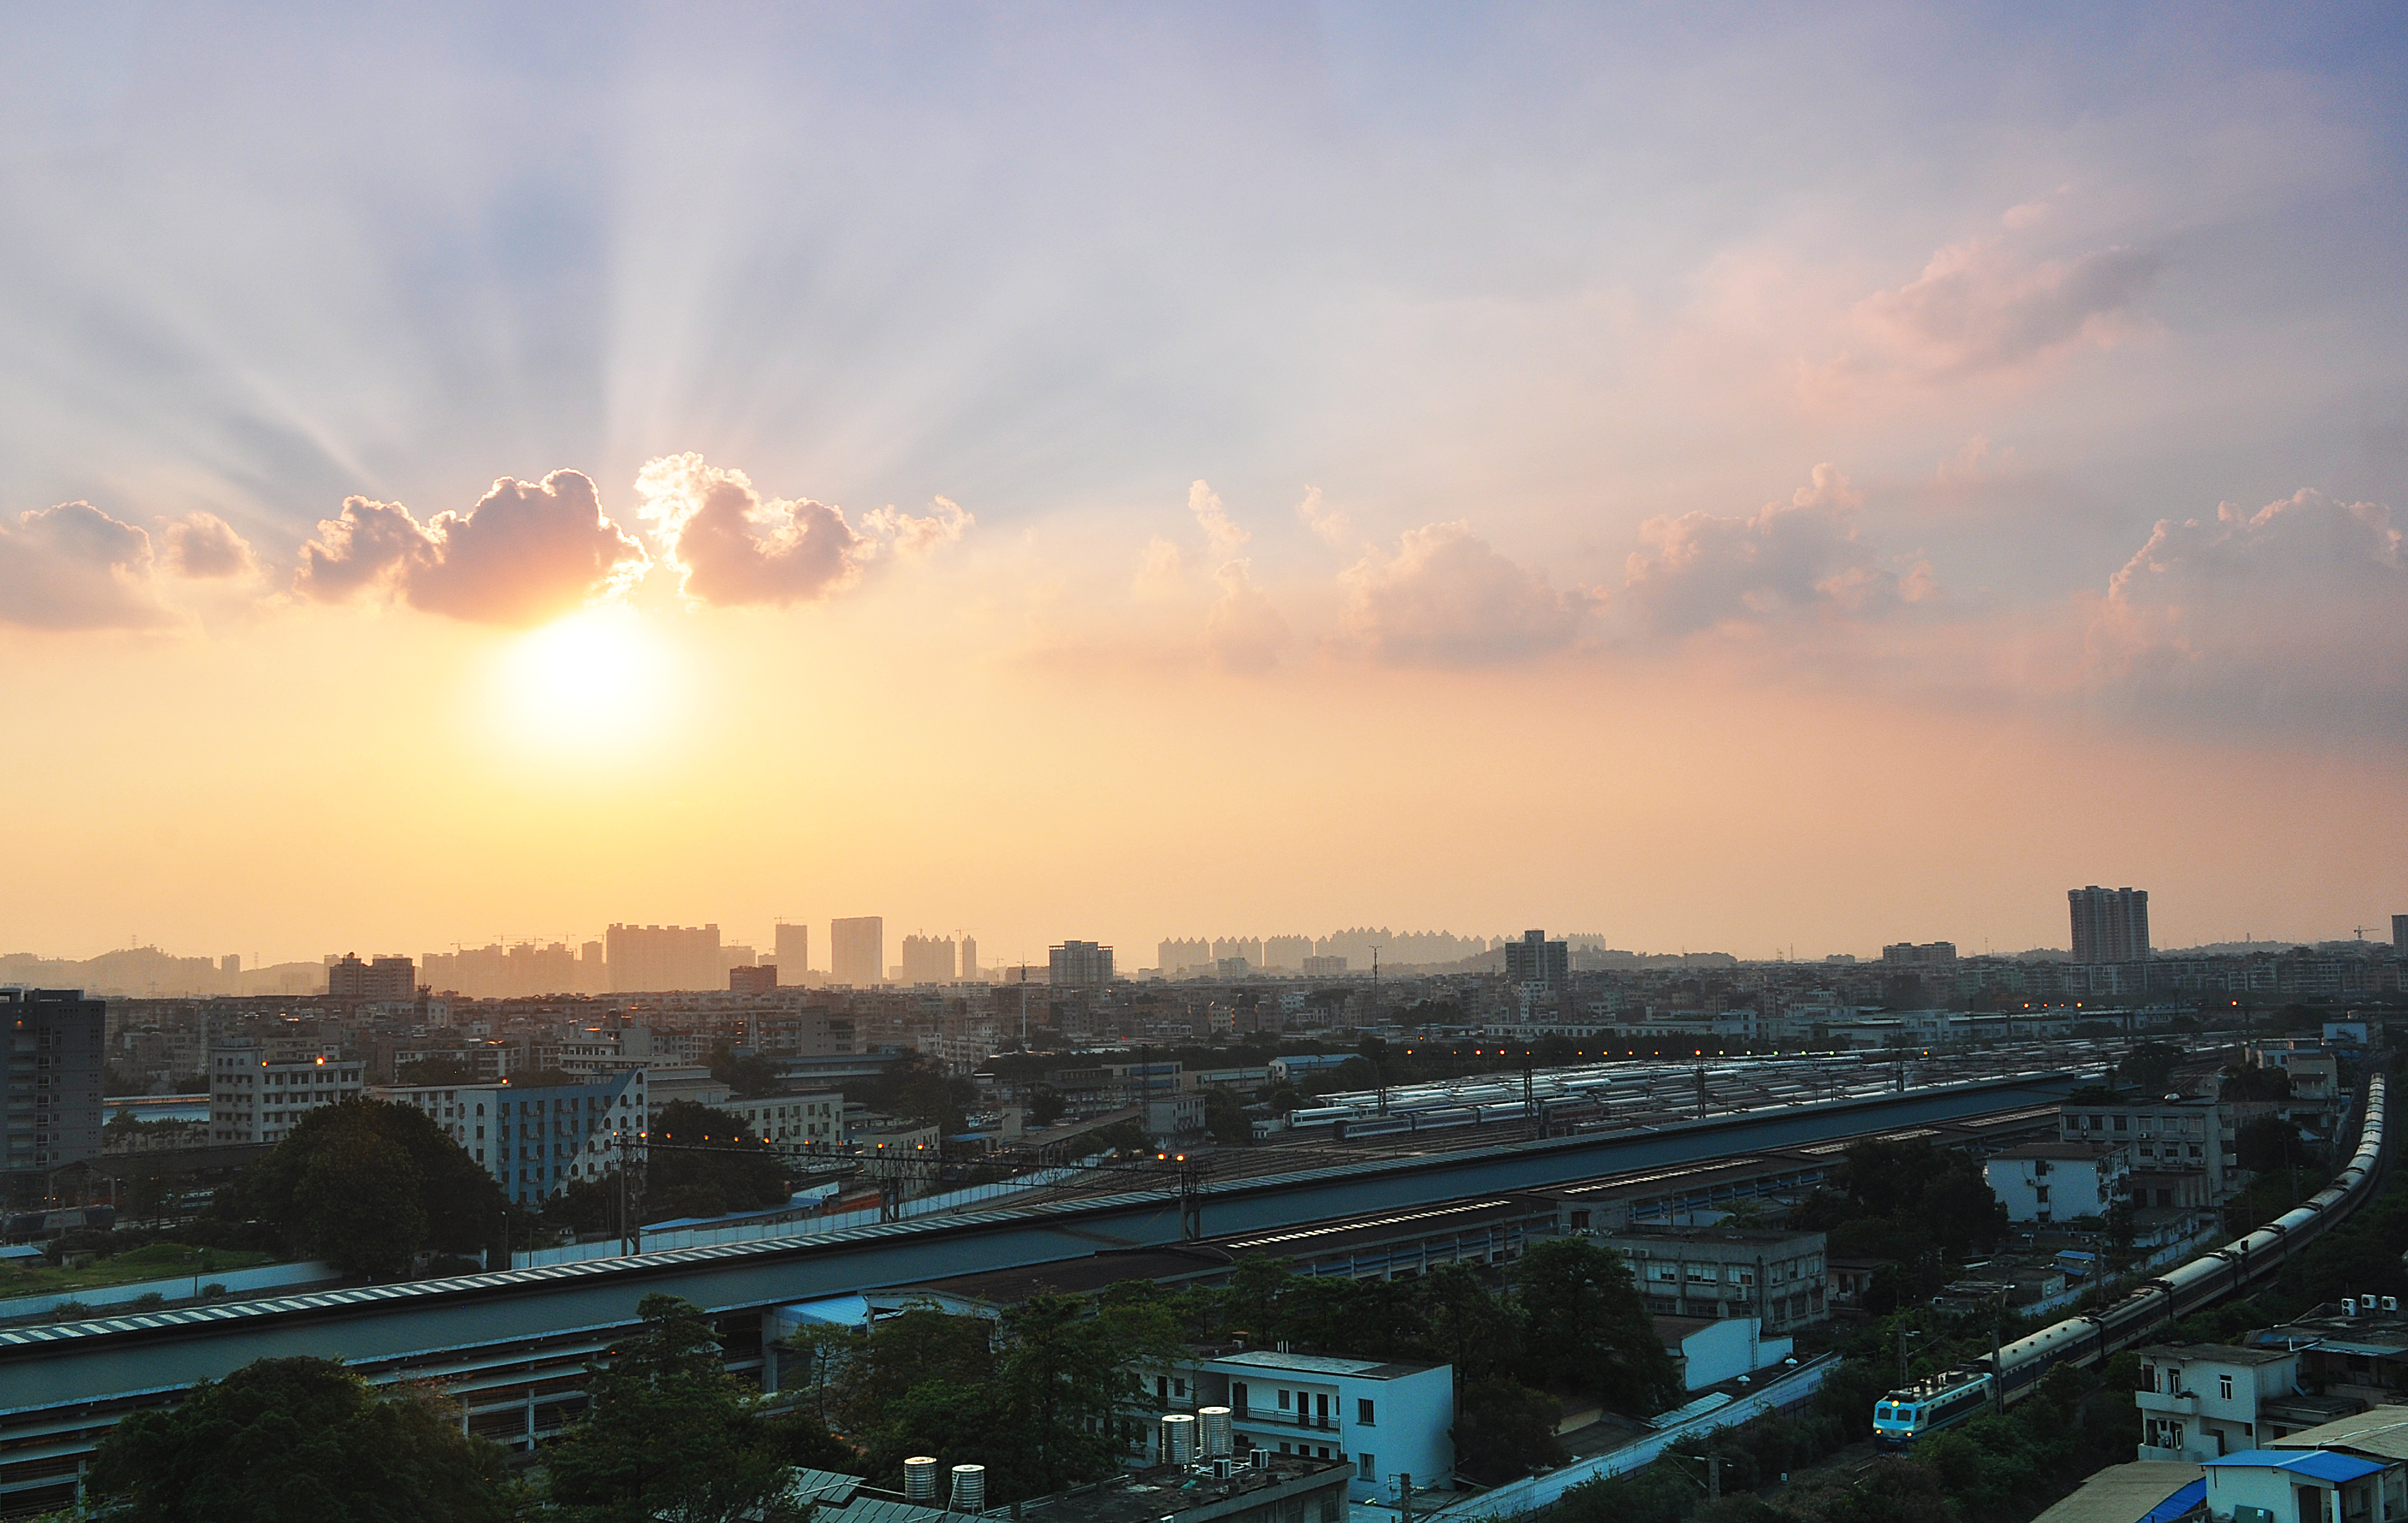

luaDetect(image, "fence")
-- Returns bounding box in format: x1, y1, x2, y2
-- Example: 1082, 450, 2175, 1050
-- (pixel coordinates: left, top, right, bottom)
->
0, 1259, 340, 1322
1420, 1355, 1838, 1521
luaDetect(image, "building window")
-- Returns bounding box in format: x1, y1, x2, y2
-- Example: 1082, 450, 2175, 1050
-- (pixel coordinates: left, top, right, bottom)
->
1357, 1398, 1375, 1426
1359, 1453, 1375, 1480
1278, 1390, 1291, 1411
2220, 1374, 2234, 1401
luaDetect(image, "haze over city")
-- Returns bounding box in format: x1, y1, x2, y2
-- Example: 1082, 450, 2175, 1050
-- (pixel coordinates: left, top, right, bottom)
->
4, 7, 2403, 965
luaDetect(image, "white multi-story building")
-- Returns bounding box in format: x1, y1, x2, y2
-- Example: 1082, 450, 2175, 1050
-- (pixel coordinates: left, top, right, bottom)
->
1173, 1349, 1454, 1503
209, 1043, 366, 1144
372, 1070, 645, 1205
2136, 1344, 2314, 1461
1984, 1140, 2131, 1225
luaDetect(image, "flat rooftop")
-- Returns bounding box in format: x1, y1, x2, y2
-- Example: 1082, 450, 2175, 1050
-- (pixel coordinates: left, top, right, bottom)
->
1209, 1349, 1440, 1380
1017, 1457, 1354, 1523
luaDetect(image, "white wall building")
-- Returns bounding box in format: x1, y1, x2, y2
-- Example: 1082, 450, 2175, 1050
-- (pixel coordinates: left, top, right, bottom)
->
1983, 1140, 2131, 1224
372, 1069, 645, 1205
209, 1044, 365, 1144
2136, 1344, 2309, 1462
1657, 1316, 1796, 1392
1174, 1350, 1453, 1503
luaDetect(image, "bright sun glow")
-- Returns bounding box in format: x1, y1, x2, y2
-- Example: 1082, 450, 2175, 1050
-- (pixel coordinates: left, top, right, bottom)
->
491, 608, 679, 760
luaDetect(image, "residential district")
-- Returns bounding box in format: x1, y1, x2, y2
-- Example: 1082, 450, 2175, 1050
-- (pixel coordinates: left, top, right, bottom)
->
4, 895, 2408, 1522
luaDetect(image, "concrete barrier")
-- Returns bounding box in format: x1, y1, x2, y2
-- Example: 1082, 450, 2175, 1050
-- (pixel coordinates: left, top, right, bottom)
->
0, 1260, 340, 1322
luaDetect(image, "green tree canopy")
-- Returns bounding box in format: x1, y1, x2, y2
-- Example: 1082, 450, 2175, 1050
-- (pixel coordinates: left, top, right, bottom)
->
546, 1294, 836, 1523
708, 1042, 783, 1100
1789, 1137, 2010, 1261
645, 1100, 791, 1222
2222, 1063, 2294, 1101
222, 1099, 508, 1276
2115, 1041, 2185, 1093
1452, 1376, 1568, 1484
1509, 1237, 1683, 1415
87, 1356, 517, 1523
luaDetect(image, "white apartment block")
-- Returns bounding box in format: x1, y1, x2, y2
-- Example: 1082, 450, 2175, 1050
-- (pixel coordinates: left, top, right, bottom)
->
2136, 1344, 2309, 1461
1174, 1350, 1454, 1503
209, 1045, 366, 1144
1985, 1140, 2130, 1224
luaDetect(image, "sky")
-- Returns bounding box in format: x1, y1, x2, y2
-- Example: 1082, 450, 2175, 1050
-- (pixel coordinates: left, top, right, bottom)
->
2, 3, 2405, 968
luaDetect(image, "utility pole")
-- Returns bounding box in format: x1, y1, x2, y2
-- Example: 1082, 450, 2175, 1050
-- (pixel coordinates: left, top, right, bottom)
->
1397, 1473, 1411, 1523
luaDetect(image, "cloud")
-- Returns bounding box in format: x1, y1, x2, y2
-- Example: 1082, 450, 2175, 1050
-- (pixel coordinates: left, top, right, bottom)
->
1624, 464, 1929, 635
1342, 522, 1588, 665
1205, 559, 1286, 672
1189, 479, 1249, 561
2087, 490, 2407, 723
862, 497, 972, 558
162, 513, 256, 579
295, 470, 647, 626
634, 453, 967, 609
0, 501, 173, 630
1134, 536, 1187, 598
1296, 485, 1350, 547
1854, 236, 2160, 377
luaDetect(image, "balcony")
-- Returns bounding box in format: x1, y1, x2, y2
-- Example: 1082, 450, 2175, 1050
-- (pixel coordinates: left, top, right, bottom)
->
1230, 1406, 1337, 1432
2136, 1391, 2200, 1417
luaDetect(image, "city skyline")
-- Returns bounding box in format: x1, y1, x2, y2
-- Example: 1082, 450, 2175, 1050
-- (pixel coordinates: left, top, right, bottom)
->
2, 9, 2403, 969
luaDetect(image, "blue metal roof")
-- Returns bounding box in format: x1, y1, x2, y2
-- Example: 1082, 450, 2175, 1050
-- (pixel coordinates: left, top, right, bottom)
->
2139, 1479, 2204, 1523
2205, 1450, 2388, 1483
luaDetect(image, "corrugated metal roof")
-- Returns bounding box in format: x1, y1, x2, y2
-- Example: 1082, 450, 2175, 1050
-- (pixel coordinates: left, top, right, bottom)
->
2204, 1450, 2388, 1483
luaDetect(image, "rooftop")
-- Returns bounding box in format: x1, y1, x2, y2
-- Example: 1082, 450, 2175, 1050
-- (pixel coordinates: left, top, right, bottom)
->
2271, 1405, 2408, 1462
1016, 1457, 1354, 1523
1207, 1349, 1441, 1380
2205, 1449, 2389, 1483
2137, 1343, 2296, 1367
1991, 1140, 2129, 1161
2029, 1460, 2201, 1523
1597, 1224, 1822, 1249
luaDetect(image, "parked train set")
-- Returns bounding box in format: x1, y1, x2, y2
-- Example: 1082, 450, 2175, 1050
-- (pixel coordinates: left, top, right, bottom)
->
1873, 1074, 2389, 1447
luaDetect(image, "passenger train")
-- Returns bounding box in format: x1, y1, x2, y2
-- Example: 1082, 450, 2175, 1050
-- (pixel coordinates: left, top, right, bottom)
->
1874, 1074, 2388, 1447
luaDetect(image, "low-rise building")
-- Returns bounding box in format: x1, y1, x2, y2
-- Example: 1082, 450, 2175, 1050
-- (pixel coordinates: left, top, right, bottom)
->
209, 1042, 366, 1145
2246, 1300, 2408, 1409
2058, 1096, 2228, 1198
2134, 1344, 2335, 1461
2201, 1406, 2408, 1523
1176, 1349, 1453, 1502
1983, 1140, 2130, 1224
1599, 1225, 1829, 1332
1654, 1315, 1795, 1392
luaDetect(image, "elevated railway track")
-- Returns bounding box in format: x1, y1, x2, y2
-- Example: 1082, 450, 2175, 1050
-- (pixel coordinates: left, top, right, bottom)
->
0, 1069, 2084, 1516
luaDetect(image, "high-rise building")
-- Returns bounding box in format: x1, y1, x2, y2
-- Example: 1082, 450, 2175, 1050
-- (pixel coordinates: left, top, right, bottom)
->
1504, 929, 1569, 989
1261, 935, 1313, 971
1159, 938, 1211, 976
1880, 941, 1958, 968
831, 917, 884, 986
606, 923, 724, 992
2068, 887, 2151, 964
961, 936, 980, 980
327, 953, 417, 1001
775, 921, 811, 976
900, 934, 956, 984
730, 964, 778, 994
1049, 940, 1114, 986
2394, 915, 2407, 959
3, 988, 105, 1179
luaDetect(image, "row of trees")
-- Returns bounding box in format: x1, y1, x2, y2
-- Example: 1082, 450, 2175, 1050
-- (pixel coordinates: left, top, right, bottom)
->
191, 1096, 796, 1278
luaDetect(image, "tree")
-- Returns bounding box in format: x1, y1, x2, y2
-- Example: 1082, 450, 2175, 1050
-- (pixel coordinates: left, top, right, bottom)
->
708, 1043, 782, 1100
993, 1294, 1184, 1494
87, 1356, 518, 1522
1203, 1086, 1251, 1146
2223, 1064, 2293, 1101
861, 1054, 978, 1134
1025, 1086, 1067, 1128
2237, 1114, 2309, 1174
546, 1294, 816, 1523
1509, 1237, 1681, 1416
1451, 1377, 1568, 1483
395, 1055, 480, 1086
645, 1101, 790, 1222
2116, 1041, 2184, 1094
1416, 1263, 1519, 1385
222, 1100, 509, 1277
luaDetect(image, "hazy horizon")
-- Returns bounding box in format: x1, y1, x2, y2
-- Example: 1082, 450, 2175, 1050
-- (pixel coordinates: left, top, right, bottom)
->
4, 6, 2403, 967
